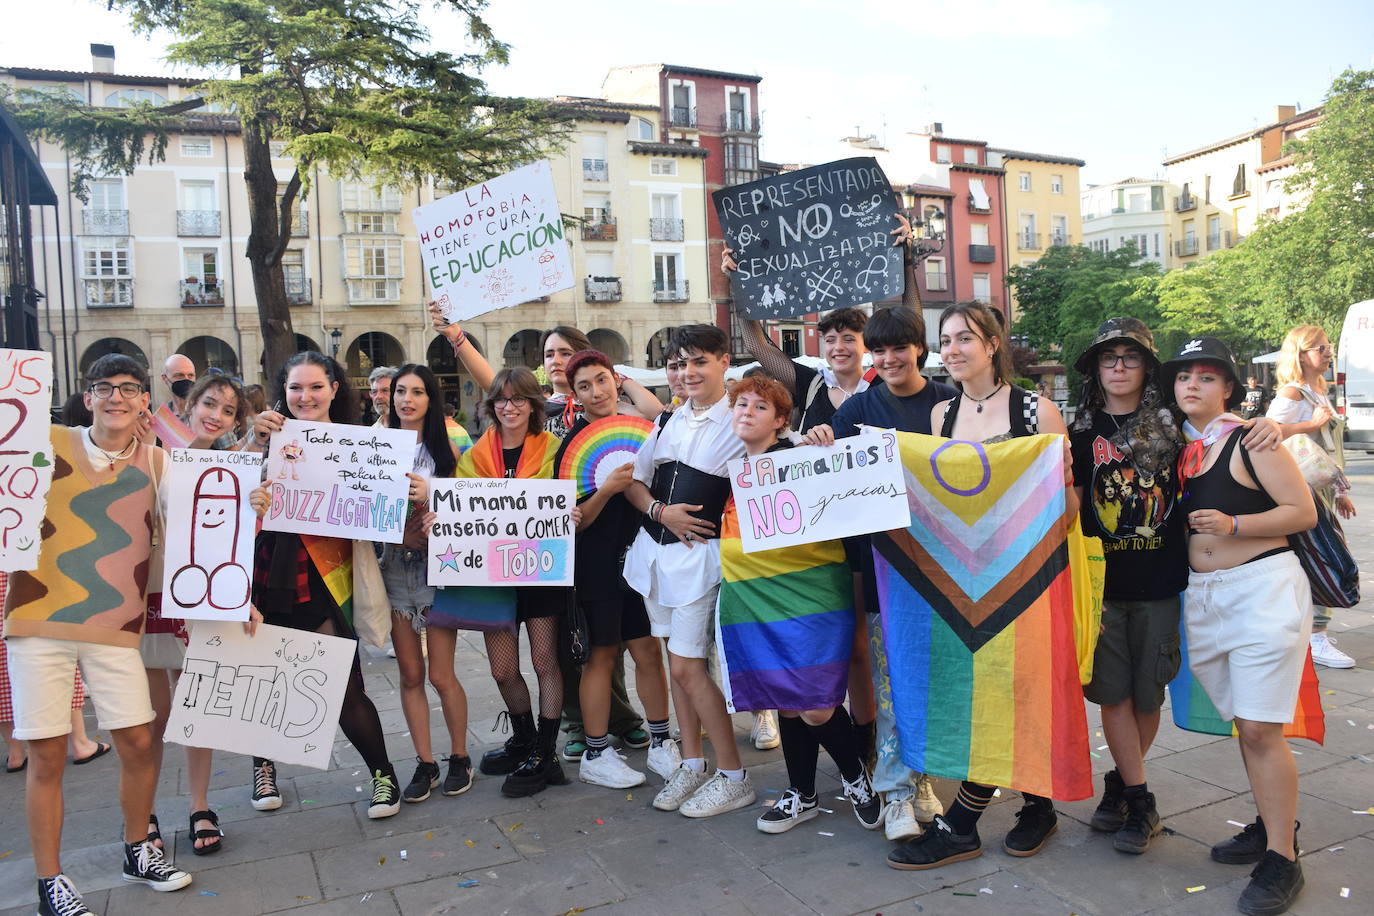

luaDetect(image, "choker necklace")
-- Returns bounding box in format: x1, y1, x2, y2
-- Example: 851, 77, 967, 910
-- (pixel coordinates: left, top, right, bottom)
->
87, 428, 137, 465
962, 382, 1004, 413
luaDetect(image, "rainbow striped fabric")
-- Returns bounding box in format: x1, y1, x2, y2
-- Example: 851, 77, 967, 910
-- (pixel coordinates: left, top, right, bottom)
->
874, 432, 1092, 801
715, 496, 854, 713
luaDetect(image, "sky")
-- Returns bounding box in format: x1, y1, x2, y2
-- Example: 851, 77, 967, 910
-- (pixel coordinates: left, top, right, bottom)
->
2, 0, 1372, 186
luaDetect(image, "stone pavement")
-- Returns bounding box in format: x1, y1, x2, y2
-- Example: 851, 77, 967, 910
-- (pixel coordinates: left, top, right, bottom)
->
2, 456, 1372, 916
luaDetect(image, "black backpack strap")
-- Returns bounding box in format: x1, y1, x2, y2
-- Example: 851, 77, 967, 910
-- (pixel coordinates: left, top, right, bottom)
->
939, 393, 960, 437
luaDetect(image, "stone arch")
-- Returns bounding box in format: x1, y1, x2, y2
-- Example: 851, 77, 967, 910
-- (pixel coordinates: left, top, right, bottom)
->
502, 329, 542, 369
78, 337, 149, 380
344, 331, 406, 380
177, 335, 239, 377
645, 326, 679, 369
588, 328, 629, 365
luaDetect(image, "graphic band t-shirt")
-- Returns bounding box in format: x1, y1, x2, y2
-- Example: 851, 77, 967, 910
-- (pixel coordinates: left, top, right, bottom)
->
1070, 411, 1187, 600
502, 446, 522, 478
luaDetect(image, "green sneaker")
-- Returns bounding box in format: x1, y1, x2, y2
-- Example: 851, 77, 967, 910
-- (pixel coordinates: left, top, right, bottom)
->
617, 727, 651, 750
561, 737, 587, 762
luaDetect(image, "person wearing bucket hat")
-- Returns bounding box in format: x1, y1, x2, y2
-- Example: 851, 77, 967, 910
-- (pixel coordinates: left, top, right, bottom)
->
1170, 335, 1317, 916
1069, 318, 1184, 856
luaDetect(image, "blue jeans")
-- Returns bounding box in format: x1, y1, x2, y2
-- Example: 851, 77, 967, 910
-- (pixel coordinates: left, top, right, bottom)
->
868, 612, 917, 801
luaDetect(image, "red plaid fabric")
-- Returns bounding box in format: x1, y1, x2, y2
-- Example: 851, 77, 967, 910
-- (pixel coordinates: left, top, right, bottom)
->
1, 572, 89, 722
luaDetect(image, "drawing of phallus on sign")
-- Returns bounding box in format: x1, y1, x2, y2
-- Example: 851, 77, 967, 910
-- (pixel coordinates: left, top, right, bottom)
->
169, 467, 251, 611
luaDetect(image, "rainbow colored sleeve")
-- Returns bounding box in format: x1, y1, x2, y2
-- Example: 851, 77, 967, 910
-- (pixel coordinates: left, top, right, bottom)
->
874, 432, 1092, 801
715, 497, 855, 713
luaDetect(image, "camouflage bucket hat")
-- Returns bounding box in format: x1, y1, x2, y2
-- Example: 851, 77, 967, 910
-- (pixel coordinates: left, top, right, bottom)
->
1073, 316, 1159, 374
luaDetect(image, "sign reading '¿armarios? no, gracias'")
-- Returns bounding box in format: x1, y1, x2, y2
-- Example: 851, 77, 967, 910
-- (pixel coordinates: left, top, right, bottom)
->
713, 157, 903, 320
413, 159, 574, 323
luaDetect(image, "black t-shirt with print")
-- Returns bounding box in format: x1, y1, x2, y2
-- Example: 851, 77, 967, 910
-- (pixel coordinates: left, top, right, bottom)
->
1070, 410, 1187, 601
502, 446, 522, 478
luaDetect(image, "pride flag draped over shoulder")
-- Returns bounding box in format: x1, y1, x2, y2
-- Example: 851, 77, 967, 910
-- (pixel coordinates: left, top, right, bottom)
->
715, 496, 854, 713
874, 432, 1092, 801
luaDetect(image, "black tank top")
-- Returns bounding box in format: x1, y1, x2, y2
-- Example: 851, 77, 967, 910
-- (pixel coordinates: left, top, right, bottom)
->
940, 385, 1038, 438
1180, 428, 1276, 516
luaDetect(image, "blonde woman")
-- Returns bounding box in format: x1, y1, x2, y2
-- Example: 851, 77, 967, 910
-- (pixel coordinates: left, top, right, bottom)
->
1267, 325, 1356, 668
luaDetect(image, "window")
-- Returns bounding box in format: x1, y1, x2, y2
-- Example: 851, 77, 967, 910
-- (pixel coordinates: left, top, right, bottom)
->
724, 140, 757, 171
1051, 214, 1067, 245
650, 158, 677, 176
89, 179, 124, 211
180, 180, 216, 211
1018, 212, 1038, 248
282, 249, 308, 302
340, 182, 401, 211
582, 134, 609, 181
653, 253, 685, 300
634, 117, 655, 141
343, 238, 403, 302
781, 328, 801, 358
963, 148, 979, 164
345, 211, 398, 233
1151, 185, 1164, 210
972, 273, 991, 302
183, 249, 218, 284
1018, 172, 1031, 192
82, 239, 133, 308
269, 140, 289, 158
935, 144, 951, 164
104, 88, 166, 107
1128, 192, 1147, 212
180, 136, 213, 157
1203, 175, 1211, 204
970, 223, 990, 245
583, 194, 610, 224
1232, 163, 1247, 196
1050, 174, 1063, 194
84, 178, 127, 233
725, 87, 751, 131
924, 257, 947, 291
669, 81, 695, 127
967, 178, 991, 211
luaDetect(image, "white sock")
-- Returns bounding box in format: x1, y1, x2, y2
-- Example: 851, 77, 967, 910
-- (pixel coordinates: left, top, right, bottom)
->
683, 757, 706, 773
719, 767, 746, 782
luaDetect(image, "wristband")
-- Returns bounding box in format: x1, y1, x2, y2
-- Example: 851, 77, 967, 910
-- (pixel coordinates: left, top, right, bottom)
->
1230, 515, 1239, 536
449, 330, 467, 351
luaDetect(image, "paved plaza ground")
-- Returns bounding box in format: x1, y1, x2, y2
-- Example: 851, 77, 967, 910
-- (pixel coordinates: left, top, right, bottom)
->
2, 457, 1372, 916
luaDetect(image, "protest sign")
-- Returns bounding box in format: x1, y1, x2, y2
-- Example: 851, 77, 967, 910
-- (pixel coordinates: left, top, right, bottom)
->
728, 430, 908, 553
161, 449, 264, 621
264, 419, 412, 543
713, 157, 903, 319
166, 621, 353, 769
414, 159, 574, 322
0, 349, 55, 572
428, 477, 574, 587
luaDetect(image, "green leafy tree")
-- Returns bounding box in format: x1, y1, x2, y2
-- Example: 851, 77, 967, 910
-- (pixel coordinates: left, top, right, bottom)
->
13, 0, 569, 377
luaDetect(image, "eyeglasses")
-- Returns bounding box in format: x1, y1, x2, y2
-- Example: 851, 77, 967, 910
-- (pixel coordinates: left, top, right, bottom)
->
88, 382, 145, 399
1304, 345, 1335, 356
1098, 352, 1145, 369
492, 396, 529, 409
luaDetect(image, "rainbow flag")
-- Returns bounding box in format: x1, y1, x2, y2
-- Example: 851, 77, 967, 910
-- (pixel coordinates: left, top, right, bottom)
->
300, 534, 353, 627
1168, 614, 1325, 744
874, 432, 1092, 801
445, 418, 473, 456
715, 497, 854, 713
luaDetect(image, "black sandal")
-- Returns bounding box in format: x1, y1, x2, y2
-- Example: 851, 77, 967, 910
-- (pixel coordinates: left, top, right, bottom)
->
146, 813, 163, 849
190, 809, 223, 856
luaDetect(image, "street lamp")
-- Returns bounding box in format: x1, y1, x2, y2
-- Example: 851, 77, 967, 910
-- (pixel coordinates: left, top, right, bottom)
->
910, 205, 947, 260
329, 327, 342, 357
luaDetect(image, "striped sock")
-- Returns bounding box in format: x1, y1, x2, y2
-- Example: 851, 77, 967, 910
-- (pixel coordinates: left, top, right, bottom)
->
584, 733, 609, 760
647, 718, 671, 747
944, 781, 997, 835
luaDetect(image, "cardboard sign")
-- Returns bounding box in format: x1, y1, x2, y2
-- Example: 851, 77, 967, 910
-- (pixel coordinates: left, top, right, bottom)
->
414, 160, 574, 322
714, 157, 903, 319
166, 621, 353, 769
428, 477, 574, 586
728, 430, 909, 553
264, 419, 412, 543
0, 349, 55, 572
161, 450, 264, 621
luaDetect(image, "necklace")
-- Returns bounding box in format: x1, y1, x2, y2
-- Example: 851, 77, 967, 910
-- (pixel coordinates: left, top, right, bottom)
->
962, 382, 1004, 413
1106, 412, 1123, 432
87, 429, 137, 466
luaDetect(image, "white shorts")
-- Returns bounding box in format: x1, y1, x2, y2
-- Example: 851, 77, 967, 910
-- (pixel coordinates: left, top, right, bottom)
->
1184, 551, 1312, 724
5, 636, 155, 740
644, 577, 718, 659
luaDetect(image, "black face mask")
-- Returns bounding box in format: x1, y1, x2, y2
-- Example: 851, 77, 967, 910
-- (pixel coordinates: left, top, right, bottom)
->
170, 378, 194, 399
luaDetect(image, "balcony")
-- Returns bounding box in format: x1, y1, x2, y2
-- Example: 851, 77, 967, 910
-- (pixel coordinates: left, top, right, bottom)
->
180, 279, 224, 307
285, 207, 309, 237
967, 194, 991, 214
82, 209, 128, 235
582, 158, 608, 182
84, 278, 133, 309
581, 218, 617, 241
1050, 233, 1070, 247
725, 168, 761, 188
177, 209, 221, 237
669, 106, 697, 128
585, 277, 622, 303
653, 280, 690, 303
1018, 231, 1041, 251
925, 271, 948, 291
722, 111, 760, 133
346, 278, 401, 304
650, 217, 684, 241
968, 244, 996, 263
1207, 230, 1232, 251
285, 276, 312, 306
1174, 238, 1200, 257
1174, 194, 1197, 212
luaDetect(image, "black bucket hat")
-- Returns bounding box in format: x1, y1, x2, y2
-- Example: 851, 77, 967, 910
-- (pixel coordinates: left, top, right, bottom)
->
1073, 317, 1160, 375
1161, 336, 1245, 409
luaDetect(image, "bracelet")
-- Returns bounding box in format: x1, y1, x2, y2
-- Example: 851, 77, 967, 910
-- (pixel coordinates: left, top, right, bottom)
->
647, 500, 662, 522
1230, 515, 1240, 536
449, 330, 467, 352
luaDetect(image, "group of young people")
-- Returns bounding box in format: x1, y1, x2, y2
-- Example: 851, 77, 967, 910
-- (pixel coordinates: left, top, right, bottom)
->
1, 215, 1353, 916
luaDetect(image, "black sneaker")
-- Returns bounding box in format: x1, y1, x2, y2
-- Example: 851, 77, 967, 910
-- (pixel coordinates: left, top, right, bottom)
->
887, 815, 982, 870
1238, 850, 1304, 916
841, 768, 883, 831
1090, 768, 1127, 833
37, 874, 94, 915
443, 754, 474, 796
250, 758, 282, 811
479, 711, 536, 776
756, 788, 819, 834
403, 758, 440, 803
121, 840, 192, 892
1113, 789, 1162, 854
367, 768, 401, 819
1004, 801, 1058, 857
1212, 818, 1301, 865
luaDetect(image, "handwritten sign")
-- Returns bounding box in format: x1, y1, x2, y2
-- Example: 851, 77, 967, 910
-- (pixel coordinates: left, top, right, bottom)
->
161, 450, 264, 621
413, 160, 574, 322
728, 430, 909, 553
713, 157, 903, 319
428, 478, 574, 587
166, 621, 353, 769
0, 349, 55, 572
264, 419, 412, 543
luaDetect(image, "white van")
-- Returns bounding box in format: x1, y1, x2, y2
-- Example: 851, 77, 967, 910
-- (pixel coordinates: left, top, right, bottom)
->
1337, 298, 1374, 450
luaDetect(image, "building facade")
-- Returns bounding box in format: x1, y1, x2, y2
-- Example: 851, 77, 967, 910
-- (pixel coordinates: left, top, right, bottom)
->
1, 103, 57, 352
1079, 177, 1175, 269
992, 148, 1085, 280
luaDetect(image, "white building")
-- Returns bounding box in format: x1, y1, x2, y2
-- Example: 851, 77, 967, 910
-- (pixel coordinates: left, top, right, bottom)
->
1080, 178, 1176, 268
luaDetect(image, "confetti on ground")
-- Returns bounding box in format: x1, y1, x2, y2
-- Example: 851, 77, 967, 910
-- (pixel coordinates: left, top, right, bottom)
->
1325, 690, 1335, 695
1341, 888, 1351, 898
817, 830, 835, 836
509, 822, 523, 831
213, 770, 225, 776
1096, 744, 1108, 751
355, 787, 362, 793
465, 839, 476, 847
457, 880, 479, 888
400, 849, 407, 860
1329, 846, 1345, 852
594, 818, 604, 825
993, 789, 1002, 797
1348, 720, 1358, 727
952, 891, 977, 897
426, 831, 433, 840
1090, 751, 1101, 759
199, 891, 219, 896
626, 793, 633, 801
302, 799, 316, 805
0, 851, 11, 860
296, 896, 314, 902
352, 770, 360, 776
819, 807, 834, 814
1353, 755, 1374, 764
379, 856, 386, 865
1186, 886, 1206, 893
563, 909, 584, 916
1352, 808, 1374, 815
979, 888, 993, 895
360, 893, 373, 902
1227, 820, 1247, 828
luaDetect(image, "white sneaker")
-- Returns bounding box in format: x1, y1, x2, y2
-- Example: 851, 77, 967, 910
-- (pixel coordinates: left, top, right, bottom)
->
751, 710, 780, 750
579, 748, 646, 789
757, 787, 819, 834
913, 772, 944, 823
1311, 631, 1355, 668
680, 771, 756, 818
883, 795, 922, 841
646, 739, 683, 781
652, 764, 711, 811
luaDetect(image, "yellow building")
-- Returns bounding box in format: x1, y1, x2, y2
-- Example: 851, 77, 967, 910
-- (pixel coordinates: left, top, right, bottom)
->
988, 148, 1084, 320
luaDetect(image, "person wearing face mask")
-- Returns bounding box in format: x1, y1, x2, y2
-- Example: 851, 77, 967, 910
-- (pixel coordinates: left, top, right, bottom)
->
161, 354, 197, 417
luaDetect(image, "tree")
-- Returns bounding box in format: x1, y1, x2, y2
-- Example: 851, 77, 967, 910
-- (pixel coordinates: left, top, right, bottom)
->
13, 0, 570, 378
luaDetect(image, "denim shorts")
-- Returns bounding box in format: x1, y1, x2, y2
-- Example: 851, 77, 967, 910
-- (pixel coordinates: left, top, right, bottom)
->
380, 544, 435, 631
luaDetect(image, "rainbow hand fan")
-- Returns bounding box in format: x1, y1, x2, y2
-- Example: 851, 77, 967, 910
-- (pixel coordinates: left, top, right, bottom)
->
558, 415, 654, 498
